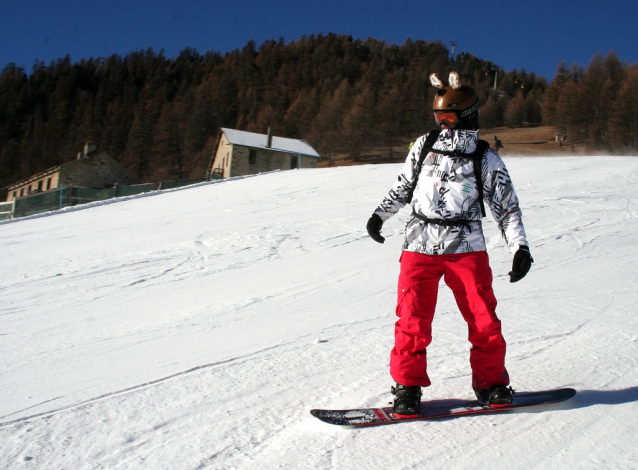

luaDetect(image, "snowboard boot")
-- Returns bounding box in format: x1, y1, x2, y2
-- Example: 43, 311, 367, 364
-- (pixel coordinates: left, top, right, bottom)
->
475, 385, 515, 408
391, 383, 422, 417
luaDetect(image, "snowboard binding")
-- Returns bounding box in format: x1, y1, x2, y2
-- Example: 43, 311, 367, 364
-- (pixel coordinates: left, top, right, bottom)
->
475, 385, 515, 408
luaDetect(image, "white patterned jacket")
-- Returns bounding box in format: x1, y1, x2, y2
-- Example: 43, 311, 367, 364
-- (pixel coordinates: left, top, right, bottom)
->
374, 129, 528, 255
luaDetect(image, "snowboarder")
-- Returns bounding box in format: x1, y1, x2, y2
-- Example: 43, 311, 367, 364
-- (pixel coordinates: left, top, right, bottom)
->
366, 72, 533, 417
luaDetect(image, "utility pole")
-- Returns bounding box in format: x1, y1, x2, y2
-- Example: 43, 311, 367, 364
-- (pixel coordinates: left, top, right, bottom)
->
450, 41, 458, 61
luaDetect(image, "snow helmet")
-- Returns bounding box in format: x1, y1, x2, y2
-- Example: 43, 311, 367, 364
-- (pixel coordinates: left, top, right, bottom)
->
430, 72, 480, 130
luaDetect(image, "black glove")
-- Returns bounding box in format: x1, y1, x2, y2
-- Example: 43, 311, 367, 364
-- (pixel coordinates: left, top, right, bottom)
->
509, 246, 533, 282
366, 213, 385, 244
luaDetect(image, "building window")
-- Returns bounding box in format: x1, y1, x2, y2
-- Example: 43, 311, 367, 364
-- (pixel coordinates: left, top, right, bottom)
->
46, 178, 52, 190
249, 149, 257, 165
37, 180, 43, 192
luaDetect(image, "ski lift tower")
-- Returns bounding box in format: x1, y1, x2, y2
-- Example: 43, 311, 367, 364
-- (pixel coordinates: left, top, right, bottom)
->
450, 41, 458, 61
491, 65, 500, 90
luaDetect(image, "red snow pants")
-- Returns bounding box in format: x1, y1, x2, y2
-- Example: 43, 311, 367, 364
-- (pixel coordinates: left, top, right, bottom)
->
390, 250, 509, 390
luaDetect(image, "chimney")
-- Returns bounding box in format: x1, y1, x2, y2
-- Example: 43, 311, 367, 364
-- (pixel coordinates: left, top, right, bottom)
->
82, 141, 97, 158
266, 127, 273, 148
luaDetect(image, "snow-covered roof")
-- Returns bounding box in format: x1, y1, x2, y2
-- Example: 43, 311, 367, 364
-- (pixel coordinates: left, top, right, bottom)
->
221, 128, 320, 158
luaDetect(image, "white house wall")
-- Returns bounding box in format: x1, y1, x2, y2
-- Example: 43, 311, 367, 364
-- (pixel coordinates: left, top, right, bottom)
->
211, 134, 233, 179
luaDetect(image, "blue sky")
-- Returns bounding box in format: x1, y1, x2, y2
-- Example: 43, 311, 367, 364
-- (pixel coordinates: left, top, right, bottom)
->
1, 0, 636, 82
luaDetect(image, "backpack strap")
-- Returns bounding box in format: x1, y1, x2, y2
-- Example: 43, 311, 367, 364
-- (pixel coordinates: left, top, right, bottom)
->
473, 140, 490, 218
406, 130, 441, 204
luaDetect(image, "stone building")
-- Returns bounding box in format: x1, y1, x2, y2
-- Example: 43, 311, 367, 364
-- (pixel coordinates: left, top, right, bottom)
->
4, 142, 139, 201
206, 128, 320, 180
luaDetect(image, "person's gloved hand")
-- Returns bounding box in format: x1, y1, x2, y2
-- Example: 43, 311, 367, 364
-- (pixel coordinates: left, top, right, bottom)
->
366, 213, 385, 244
509, 246, 533, 282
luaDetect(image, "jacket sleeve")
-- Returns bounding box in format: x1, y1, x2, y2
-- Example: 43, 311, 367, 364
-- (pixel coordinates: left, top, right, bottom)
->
373, 134, 428, 221
483, 149, 529, 253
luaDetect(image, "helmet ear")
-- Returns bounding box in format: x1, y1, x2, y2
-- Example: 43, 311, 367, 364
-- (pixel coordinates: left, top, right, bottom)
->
430, 73, 446, 88
449, 72, 461, 89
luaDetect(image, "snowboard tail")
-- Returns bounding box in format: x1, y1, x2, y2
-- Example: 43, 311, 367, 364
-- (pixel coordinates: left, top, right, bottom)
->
311, 388, 576, 427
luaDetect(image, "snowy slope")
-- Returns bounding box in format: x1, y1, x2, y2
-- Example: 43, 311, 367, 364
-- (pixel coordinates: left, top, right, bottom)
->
1, 157, 638, 469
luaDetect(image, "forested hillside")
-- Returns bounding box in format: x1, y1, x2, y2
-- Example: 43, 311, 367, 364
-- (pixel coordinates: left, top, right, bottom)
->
542, 52, 638, 153
0, 34, 634, 191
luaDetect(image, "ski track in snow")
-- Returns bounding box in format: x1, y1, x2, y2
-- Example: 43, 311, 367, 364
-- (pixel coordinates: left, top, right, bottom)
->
1, 157, 638, 469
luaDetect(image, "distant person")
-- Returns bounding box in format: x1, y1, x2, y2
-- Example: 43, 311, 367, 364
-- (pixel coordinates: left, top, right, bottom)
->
366, 72, 533, 417
493, 135, 503, 151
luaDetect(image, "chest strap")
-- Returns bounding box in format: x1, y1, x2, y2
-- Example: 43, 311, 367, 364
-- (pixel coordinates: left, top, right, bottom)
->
411, 208, 474, 227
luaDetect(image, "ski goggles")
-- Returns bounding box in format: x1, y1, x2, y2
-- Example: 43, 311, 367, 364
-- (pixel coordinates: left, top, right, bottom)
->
434, 110, 460, 128
434, 101, 481, 128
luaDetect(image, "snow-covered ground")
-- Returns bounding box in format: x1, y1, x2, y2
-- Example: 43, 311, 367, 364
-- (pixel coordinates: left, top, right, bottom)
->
1, 156, 638, 469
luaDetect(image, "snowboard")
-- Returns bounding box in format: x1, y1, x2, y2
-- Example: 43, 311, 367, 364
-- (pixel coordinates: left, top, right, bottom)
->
311, 388, 576, 427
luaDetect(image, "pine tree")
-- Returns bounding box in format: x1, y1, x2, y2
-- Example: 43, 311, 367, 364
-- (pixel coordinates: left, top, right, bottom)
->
504, 92, 526, 127
609, 65, 638, 153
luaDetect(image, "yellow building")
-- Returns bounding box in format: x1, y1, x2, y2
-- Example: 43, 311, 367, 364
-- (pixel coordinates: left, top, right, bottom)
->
4, 142, 138, 201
